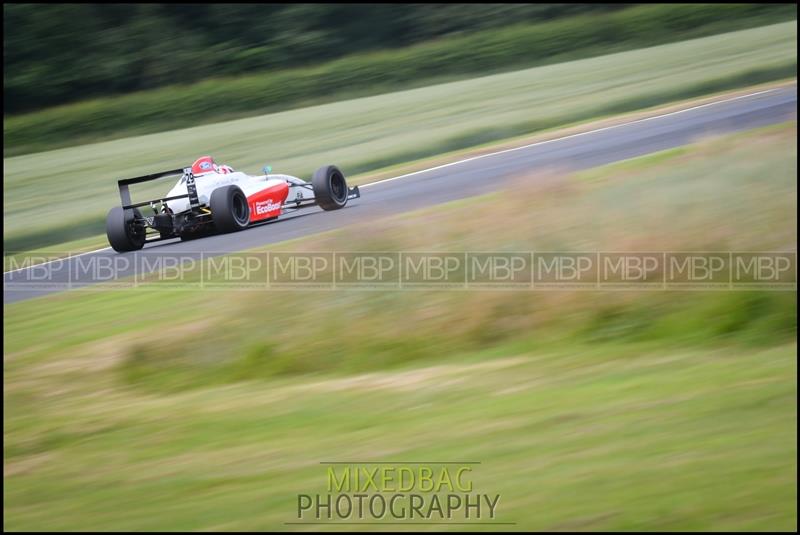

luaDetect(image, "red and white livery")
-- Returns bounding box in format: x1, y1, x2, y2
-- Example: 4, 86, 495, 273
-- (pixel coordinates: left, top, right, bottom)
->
106, 156, 359, 252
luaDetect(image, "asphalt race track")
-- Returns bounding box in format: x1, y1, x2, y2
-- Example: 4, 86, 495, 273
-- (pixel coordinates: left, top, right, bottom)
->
4, 86, 797, 304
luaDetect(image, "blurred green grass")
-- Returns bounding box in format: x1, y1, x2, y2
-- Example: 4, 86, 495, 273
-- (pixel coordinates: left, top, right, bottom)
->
3, 345, 796, 531
3, 123, 796, 530
3, 21, 797, 251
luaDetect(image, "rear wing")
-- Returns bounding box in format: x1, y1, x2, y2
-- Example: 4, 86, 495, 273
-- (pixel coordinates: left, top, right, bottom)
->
118, 168, 200, 211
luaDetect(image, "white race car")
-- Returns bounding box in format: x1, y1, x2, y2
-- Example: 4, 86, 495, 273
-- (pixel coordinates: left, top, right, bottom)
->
106, 156, 359, 252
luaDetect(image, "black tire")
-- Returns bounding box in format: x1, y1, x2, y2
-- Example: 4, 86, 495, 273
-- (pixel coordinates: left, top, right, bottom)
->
210, 185, 250, 233
312, 165, 349, 211
106, 206, 146, 252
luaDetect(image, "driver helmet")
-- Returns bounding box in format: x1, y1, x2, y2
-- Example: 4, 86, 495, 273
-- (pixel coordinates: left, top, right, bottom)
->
191, 156, 217, 175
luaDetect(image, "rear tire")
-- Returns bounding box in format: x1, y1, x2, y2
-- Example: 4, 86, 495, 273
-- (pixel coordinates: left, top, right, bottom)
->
106, 206, 145, 252
312, 165, 349, 211
210, 185, 250, 233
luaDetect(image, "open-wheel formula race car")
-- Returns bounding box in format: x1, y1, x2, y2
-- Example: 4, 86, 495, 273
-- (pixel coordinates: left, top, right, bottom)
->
106, 157, 360, 252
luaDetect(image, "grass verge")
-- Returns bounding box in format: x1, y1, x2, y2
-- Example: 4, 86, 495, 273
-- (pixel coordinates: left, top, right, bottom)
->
3, 344, 796, 531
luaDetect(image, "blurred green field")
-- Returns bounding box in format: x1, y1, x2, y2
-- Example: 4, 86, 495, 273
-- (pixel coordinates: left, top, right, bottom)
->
4, 345, 795, 531
3, 21, 797, 252
5, 3, 795, 156
4, 123, 796, 531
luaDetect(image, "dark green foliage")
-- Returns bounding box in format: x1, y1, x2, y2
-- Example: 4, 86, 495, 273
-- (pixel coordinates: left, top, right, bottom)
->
3, 4, 796, 156
4, 4, 632, 114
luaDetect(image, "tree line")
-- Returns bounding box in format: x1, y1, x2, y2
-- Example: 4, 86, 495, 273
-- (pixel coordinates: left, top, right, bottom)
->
4, 3, 629, 114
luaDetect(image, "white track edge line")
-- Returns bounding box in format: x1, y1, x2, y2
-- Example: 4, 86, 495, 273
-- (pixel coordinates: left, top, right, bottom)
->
359, 87, 786, 188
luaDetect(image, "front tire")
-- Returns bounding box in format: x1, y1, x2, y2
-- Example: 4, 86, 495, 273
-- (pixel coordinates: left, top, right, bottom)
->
106, 207, 146, 252
312, 165, 349, 211
210, 185, 250, 233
